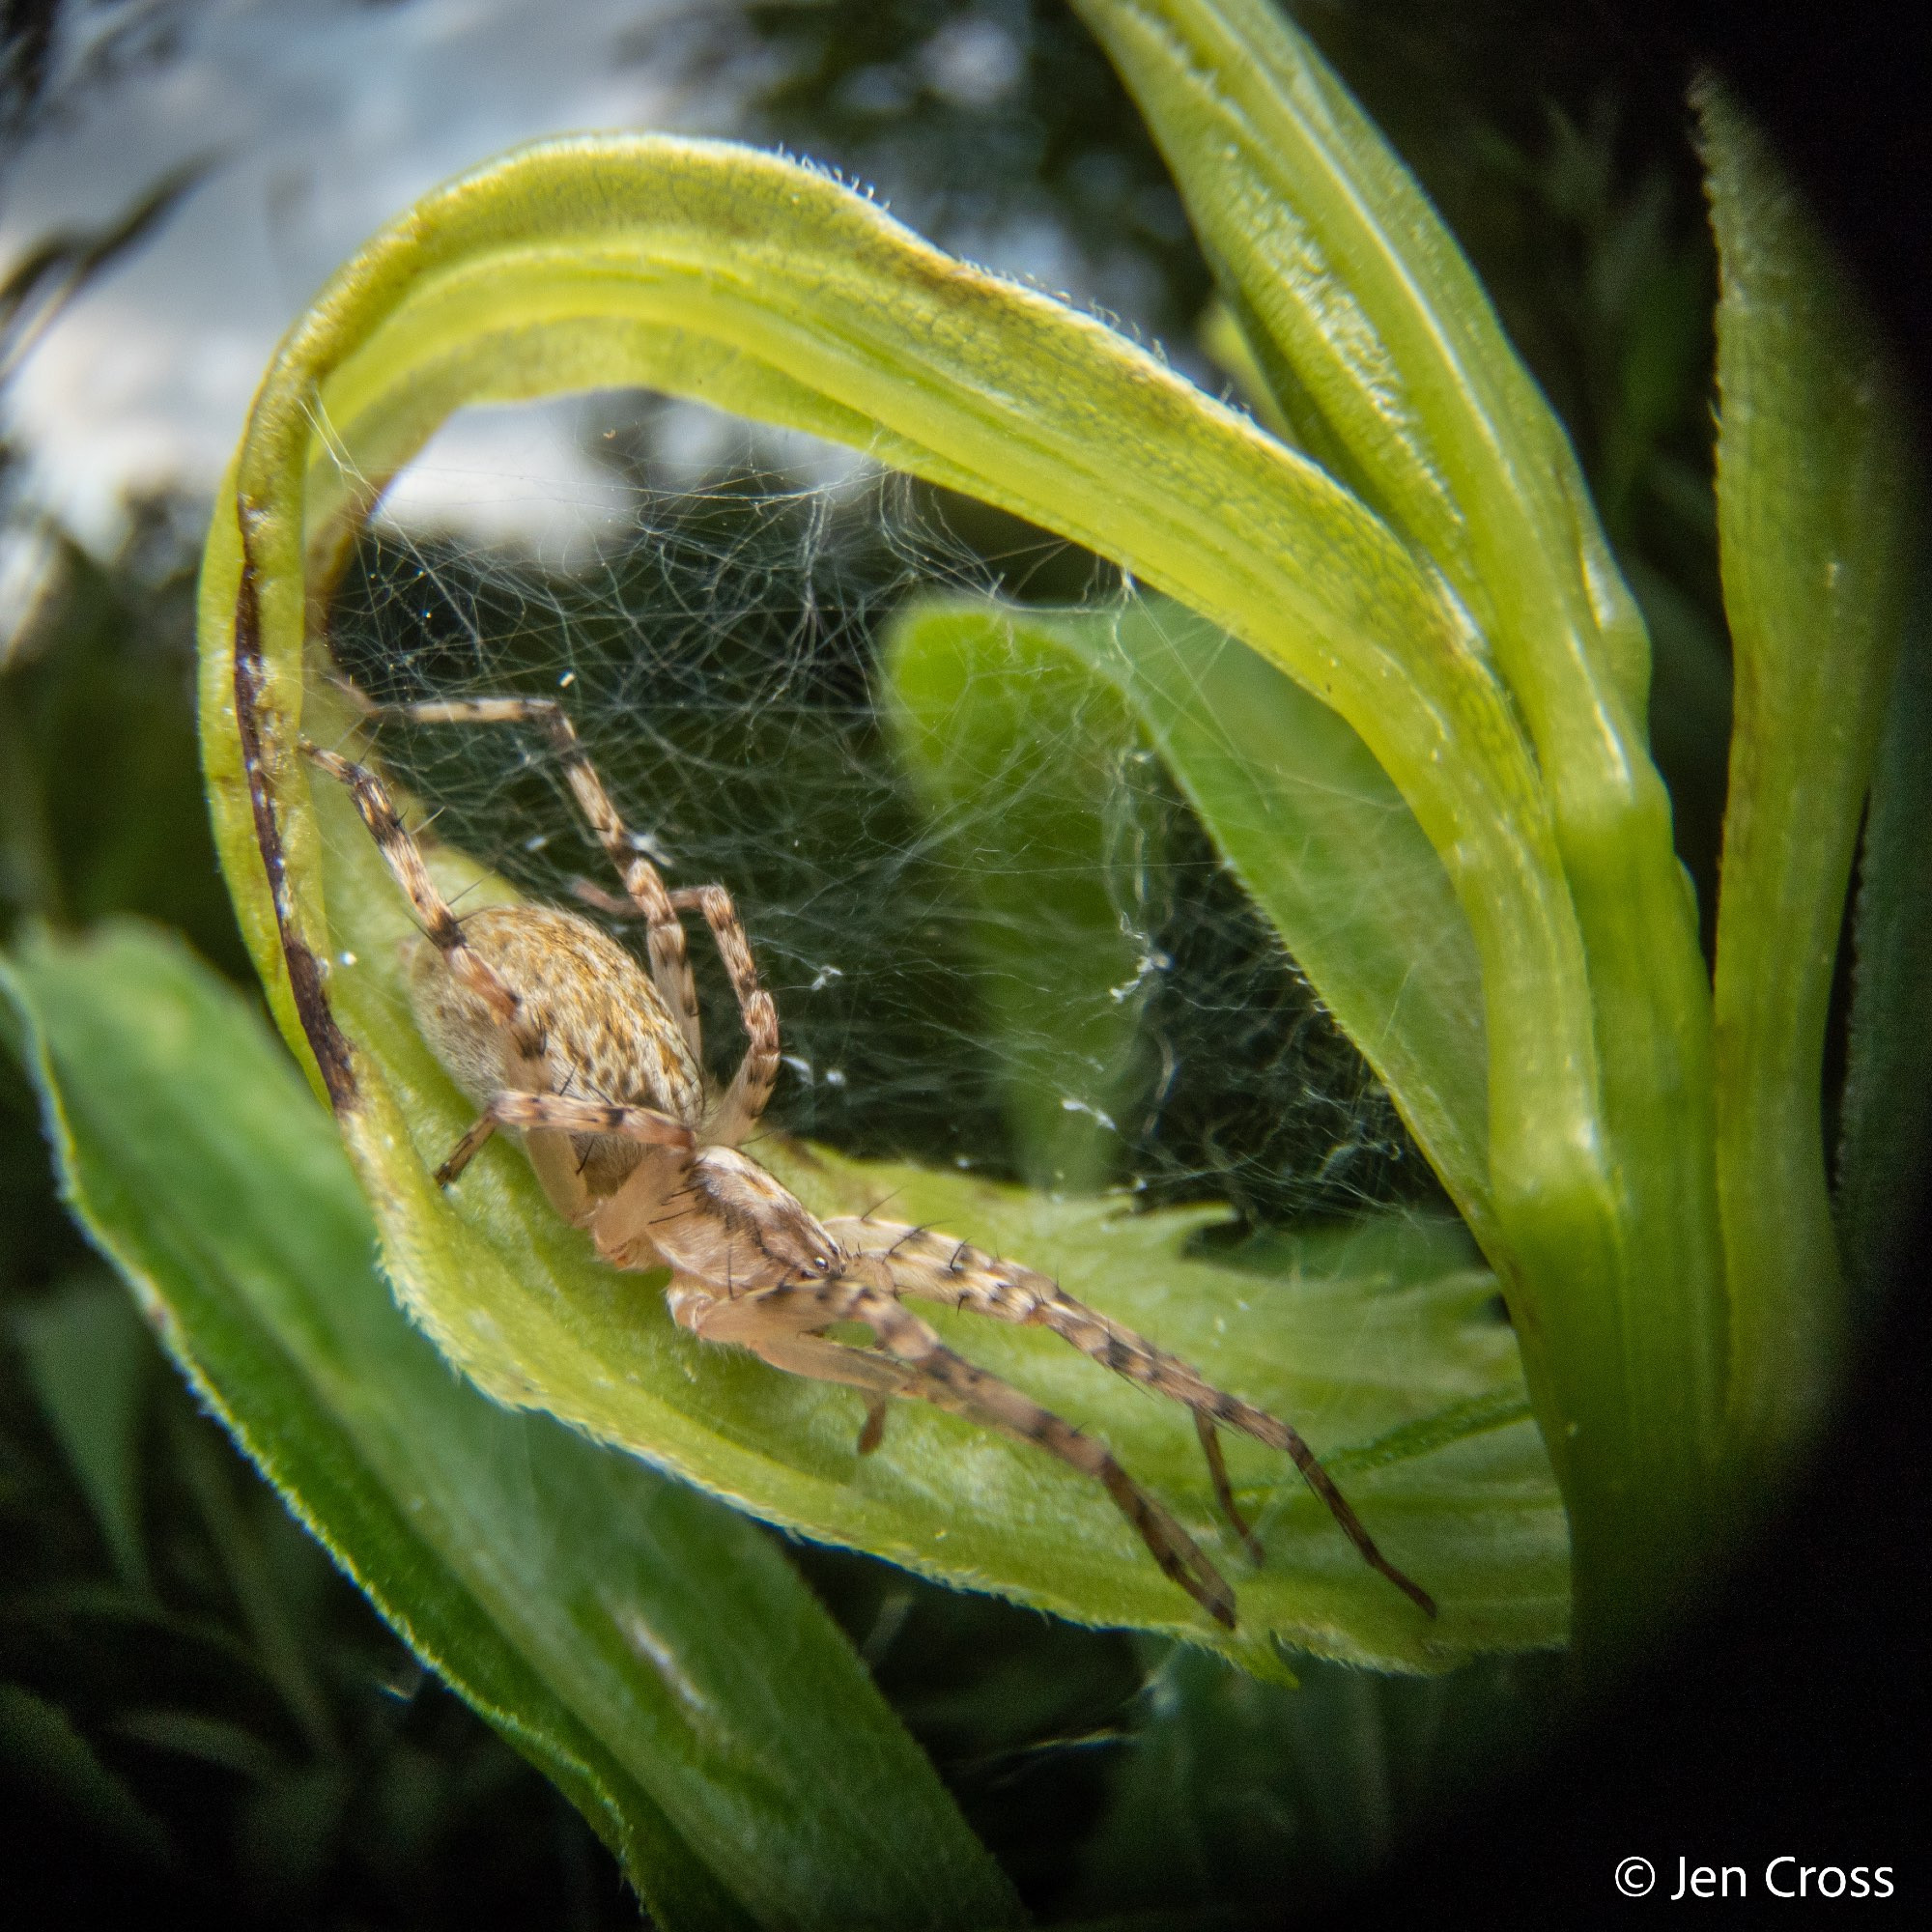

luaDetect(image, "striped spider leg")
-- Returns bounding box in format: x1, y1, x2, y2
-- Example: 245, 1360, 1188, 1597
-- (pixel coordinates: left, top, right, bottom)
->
822, 1217, 1436, 1618
303, 693, 1433, 1629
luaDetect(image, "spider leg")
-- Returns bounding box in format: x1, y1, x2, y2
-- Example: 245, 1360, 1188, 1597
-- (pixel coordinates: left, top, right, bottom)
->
822, 1216, 1435, 1618
301, 743, 520, 1028
1195, 1411, 1264, 1566
483, 1090, 695, 1151
699, 1273, 1237, 1630
856, 1398, 891, 1456
679, 1287, 912, 1453
568, 877, 633, 919
667, 885, 780, 1146
434, 1083, 696, 1199
434, 1113, 498, 1187
566, 875, 780, 1144
307, 726, 694, 1218
363, 696, 705, 1070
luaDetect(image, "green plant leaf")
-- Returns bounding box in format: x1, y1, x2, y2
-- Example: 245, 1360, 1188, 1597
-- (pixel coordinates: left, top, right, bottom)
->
1838, 589, 1932, 1304
0, 922, 1020, 1932
883, 603, 1166, 1194
887, 596, 1490, 1245
1699, 79, 1922, 1458
10, 1272, 152, 1592
1076, 0, 1729, 1660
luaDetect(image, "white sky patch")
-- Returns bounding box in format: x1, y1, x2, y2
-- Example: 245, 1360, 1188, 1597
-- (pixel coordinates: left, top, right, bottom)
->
370, 397, 640, 570
0, 0, 693, 555
648, 395, 875, 497
920, 15, 1024, 111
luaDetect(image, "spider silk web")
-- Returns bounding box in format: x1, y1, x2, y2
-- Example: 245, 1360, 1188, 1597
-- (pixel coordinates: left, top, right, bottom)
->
327, 392, 1438, 1230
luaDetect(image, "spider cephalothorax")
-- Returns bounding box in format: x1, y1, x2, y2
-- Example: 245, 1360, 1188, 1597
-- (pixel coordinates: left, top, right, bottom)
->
306, 693, 1434, 1630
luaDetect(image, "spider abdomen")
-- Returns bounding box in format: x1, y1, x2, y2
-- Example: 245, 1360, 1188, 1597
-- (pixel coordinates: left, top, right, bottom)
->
408, 903, 704, 1193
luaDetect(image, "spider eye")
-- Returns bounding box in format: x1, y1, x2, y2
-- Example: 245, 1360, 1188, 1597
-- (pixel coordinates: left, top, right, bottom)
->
811, 1252, 834, 1274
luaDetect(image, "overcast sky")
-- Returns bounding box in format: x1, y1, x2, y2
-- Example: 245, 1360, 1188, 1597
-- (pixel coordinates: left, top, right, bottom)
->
0, 0, 718, 555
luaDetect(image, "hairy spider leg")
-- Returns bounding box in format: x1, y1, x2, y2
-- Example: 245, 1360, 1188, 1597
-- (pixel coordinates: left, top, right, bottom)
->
303, 743, 697, 1194
369, 696, 705, 1069
822, 1214, 1436, 1618
303, 744, 519, 1025
363, 697, 781, 1147
432, 1112, 499, 1188
304, 740, 522, 1178
305, 739, 514, 1167
446, 1091, 697, 1222
687, 1272, 1238, 1630
667, 885, 780, 1146
564, 878, 782, 1145
1192, 1411, 1265, 1566
484, 1090, 695, 1149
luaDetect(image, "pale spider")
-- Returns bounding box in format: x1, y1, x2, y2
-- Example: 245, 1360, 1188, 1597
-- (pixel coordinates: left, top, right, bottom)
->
304, 692, 1435, 1630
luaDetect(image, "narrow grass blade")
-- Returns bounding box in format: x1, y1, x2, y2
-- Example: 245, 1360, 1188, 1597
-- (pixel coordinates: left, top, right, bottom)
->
1700, 80, 1922, 1458
11, 1275, 153, 1592
1076, 0, 1729, 1653
1069, 0, 1649, 720
1838, 591, 1932, 1304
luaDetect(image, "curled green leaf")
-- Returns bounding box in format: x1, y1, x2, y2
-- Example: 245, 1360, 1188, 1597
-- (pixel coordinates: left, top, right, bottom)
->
189, 131, 1577, 1668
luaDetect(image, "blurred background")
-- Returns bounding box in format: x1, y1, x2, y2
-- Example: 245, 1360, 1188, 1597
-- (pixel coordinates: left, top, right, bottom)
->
2, 2, 1923, 1925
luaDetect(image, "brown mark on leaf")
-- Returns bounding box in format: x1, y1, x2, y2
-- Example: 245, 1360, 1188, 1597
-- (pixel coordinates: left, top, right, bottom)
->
233, 528, 357, 1111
